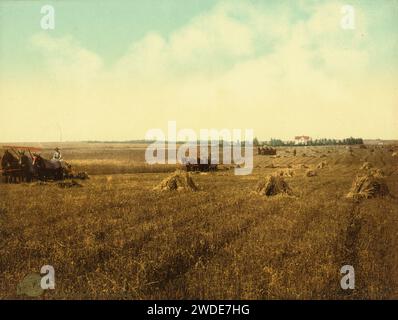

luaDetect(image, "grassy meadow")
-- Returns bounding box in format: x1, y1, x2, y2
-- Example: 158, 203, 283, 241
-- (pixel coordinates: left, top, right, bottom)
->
0, 143, 397, 299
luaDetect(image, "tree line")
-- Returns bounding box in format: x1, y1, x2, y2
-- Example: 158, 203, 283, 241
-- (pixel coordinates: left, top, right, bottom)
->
253, 137, 364, 147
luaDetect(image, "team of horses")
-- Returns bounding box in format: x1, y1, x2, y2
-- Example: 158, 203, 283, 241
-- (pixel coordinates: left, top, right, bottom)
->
1, 150, 71, 183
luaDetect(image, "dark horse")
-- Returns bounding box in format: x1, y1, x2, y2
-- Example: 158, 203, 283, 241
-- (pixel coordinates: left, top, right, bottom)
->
1, 150, 22, 183
19, 153, 37, 182
185, 157, 218, 172
33, 154, 64, 181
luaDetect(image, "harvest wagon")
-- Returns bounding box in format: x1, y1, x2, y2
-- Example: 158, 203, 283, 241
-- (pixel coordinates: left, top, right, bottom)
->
257, 146, 277, 155
182, 157, 218, 172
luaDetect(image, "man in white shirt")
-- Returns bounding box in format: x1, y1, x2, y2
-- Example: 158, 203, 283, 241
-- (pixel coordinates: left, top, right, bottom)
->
52, 147, 62, 161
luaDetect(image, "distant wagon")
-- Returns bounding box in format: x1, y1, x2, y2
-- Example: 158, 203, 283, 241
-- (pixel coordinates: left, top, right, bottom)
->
257, 147, 277, 155
182, 157, 218, 172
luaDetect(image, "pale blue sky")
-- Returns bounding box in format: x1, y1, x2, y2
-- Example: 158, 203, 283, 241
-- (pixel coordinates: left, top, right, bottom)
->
1, 0, 395, 73
0, 0, 218, 73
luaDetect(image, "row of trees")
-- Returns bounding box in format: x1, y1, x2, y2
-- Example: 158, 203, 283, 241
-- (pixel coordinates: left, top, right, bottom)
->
253, 137, 364, 147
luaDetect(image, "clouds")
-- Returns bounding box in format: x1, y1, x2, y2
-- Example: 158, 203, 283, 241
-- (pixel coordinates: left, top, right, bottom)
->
32, 0, 372, 82
2, 0, 398, 141
30, 33, 103, 83
114, 2, 261, 79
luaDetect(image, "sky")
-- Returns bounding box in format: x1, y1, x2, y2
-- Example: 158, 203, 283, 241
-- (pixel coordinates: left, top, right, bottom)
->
0, 0, 397, 142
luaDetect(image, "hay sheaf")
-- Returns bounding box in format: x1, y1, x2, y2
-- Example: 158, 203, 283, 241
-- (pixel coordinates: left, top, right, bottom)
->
278, 169, 294, 177
369, 168, 385, 178
294, 163, 309, 169
65, 170, 90, 180
74, 171, 90, 180
316, 161, 328, 169
346, 173, 390, 200
360, 162, 373, 170
255, 174, 294, 197
57, 180, 83, 188
30, 181, 50, 187
154, 170, 198, 192
306, 170, 317, 177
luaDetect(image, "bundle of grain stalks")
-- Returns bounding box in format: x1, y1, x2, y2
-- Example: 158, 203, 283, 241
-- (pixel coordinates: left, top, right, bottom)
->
57, 180, 83, 188
316, 161, 327, 169
294, 164, 309, 169
346, 173, 390, 200
154, 170, 198, 192
360, 162, 373, 170
306, 170, 317, 177
278, 169, 294, 177
74, 171, 90, 180
31, 181, 49, 187
255, 174, 293, 196
369, 168, 385, 178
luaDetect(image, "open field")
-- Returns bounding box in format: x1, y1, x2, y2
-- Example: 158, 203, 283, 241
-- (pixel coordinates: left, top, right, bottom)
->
1, 143, 398, 299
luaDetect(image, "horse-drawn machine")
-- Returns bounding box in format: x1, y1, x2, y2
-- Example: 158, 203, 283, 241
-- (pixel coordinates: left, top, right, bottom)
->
1, 145, 76, 183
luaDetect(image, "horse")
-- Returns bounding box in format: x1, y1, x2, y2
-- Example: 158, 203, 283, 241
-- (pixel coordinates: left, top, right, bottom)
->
19, 153, 37, 182
184, 157, 218, 172
1, 150, 22, 183
32, 154, 64, 181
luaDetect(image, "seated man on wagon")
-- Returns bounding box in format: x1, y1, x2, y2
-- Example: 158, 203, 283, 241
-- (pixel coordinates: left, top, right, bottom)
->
51, 147, 69, 170
50, 147, 73, 177
52, 147, 62, 161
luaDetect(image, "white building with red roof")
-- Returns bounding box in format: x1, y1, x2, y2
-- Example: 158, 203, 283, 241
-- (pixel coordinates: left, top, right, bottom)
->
294, 135, 312, 145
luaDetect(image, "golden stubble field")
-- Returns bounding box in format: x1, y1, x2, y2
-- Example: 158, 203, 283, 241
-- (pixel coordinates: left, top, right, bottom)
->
1, 142, 398, 299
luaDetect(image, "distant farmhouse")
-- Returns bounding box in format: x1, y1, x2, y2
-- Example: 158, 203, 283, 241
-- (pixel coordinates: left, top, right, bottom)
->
294, 135, 312, 145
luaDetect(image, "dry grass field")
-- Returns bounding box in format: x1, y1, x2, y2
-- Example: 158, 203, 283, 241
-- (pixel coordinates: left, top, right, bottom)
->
1, 143, 398, 299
